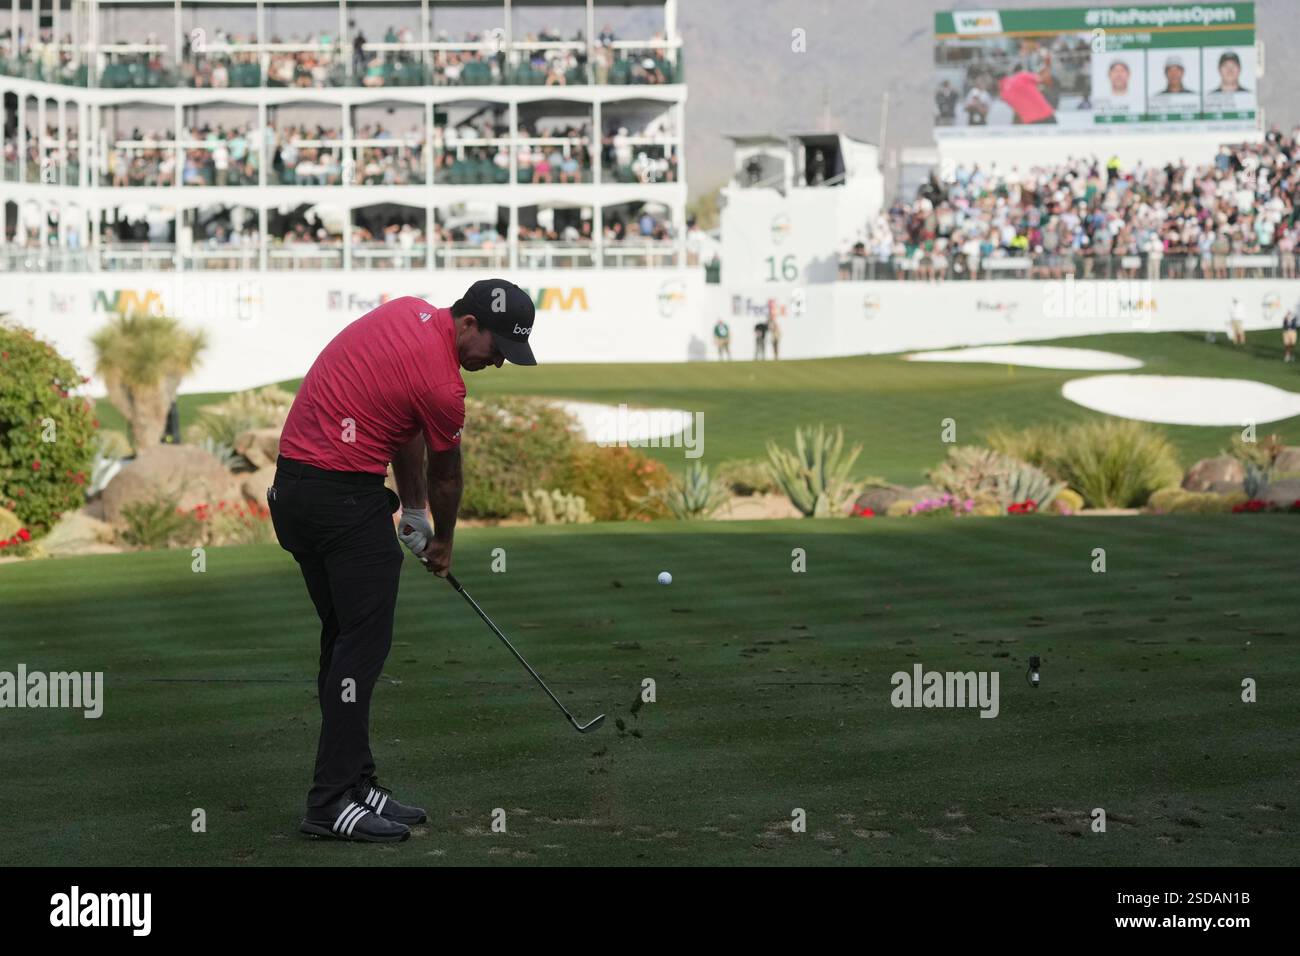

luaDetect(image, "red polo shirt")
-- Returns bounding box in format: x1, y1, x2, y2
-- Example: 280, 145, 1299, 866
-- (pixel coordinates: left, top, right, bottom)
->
279, 297, 466, 474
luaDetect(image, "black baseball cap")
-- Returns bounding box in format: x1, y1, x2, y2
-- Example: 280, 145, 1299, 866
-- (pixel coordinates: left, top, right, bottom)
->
459, 278, 538, 366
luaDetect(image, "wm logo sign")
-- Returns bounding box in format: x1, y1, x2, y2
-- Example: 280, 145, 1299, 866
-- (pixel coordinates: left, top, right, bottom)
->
521, 287, 588, 312
93, 289, 167, 317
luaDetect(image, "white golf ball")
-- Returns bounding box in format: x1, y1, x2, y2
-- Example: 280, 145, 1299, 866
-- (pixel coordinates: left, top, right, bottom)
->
657, 571, 672, 585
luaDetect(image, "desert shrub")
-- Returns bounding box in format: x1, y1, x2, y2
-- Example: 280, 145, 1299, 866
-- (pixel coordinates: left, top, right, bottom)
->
205, 500, 275, 544
765, 425, 861, 517
0, 507, 21, 539
928, 446, 1064, 510
648, 461, 730, 520
96, 429, 132, 459
119, 493, 202, 549
460, 397, 581, 519
1051, 488, 1085, 514
1224, 432, 1284, 472
1148, 487, 1246, 515
983, 422, 1066, 478
1052, 419, 1182, 508
522, 488, 594, 525
715, 458, 778, 496
188, 385, 295, 446
566, 444, 671, 521
0, 323, 97, 538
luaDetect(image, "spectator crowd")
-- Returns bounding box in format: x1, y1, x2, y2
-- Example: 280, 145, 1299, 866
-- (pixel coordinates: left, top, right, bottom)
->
844, 125, 1300, 281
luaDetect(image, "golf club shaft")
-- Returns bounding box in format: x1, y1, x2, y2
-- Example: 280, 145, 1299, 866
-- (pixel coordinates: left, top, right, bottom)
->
445, 572, 576, 721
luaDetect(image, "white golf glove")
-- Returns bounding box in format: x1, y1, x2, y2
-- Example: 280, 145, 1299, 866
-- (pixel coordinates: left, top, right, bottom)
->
398, 507, 434, 557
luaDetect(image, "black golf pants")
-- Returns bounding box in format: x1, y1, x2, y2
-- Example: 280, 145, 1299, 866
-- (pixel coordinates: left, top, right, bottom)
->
267, 455, 404, 811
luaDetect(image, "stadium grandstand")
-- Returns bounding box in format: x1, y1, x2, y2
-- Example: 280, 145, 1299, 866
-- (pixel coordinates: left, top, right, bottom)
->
0, 0, 686, 273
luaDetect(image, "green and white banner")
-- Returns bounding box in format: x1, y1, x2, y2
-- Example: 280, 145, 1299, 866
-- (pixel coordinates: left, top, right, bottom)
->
933, 3, 1257, 136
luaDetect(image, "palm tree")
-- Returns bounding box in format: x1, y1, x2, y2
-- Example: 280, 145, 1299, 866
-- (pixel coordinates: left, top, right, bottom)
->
91, 315, 208, 450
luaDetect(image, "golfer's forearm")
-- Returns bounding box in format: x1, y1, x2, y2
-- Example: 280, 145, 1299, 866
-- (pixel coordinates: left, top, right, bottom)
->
391, 435, 428, 509
427, 450, 462, 541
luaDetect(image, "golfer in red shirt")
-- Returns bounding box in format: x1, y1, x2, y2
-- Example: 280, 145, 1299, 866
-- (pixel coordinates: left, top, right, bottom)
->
269, 279, 536, 843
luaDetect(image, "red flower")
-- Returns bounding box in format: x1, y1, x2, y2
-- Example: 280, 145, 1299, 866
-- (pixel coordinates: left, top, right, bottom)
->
92, 419, 100, 428
17, 528, 31, 542
32, 460, 40, 471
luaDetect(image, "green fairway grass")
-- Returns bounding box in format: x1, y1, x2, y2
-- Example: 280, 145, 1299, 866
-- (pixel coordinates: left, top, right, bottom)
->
105, 333, 1300, 484
3, 517, 1296, 865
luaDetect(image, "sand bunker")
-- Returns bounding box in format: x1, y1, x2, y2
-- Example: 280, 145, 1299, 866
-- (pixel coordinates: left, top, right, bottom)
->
1062, 375, 1300, 426
906, 345, 1143, 370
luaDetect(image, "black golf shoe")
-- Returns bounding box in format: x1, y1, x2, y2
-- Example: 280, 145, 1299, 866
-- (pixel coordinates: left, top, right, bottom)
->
300, 798, 410, 843
355, 776, 427, 827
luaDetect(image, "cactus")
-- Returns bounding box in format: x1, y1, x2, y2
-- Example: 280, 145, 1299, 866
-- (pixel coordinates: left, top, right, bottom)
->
927, 447, 1007, 501
765, 425, 862, 518
652, 461, 730, 519
1004, 462, 1066, 511
930, 446, 1064, 510
1243, 461, 1269, 499
522, 488, 593, 525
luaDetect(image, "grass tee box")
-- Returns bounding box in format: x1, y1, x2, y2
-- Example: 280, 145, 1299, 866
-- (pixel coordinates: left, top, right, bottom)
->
2, 517, 1296, 866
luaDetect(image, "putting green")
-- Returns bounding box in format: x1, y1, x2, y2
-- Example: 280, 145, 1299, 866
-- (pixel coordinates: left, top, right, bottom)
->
3, 517, 1296, 866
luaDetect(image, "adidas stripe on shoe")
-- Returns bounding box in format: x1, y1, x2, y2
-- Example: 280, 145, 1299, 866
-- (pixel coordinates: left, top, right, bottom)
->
299, 800, 410, 843
358, 778, 427, 826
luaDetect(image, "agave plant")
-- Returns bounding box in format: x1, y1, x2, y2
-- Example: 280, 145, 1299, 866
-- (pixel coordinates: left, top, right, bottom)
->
1003, 462, 1066, 511
765, 425, 862, 517
651, 461, 730, 520
194, 436, 251, 472
1243, 461, 1269, 499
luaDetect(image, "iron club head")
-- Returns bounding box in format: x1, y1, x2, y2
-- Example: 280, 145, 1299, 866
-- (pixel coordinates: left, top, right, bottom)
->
570, 713, 605, 733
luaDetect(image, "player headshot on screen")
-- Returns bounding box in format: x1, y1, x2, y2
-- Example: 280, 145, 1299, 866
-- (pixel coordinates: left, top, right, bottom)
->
1212, 51, 1249, 92
1155, 55, 1196, 95
1107, 60, 1131, 95
1091, 53, 1143, 114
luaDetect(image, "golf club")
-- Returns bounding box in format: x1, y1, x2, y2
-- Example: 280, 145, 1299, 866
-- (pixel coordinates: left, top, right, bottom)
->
442, 571, 605, 733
